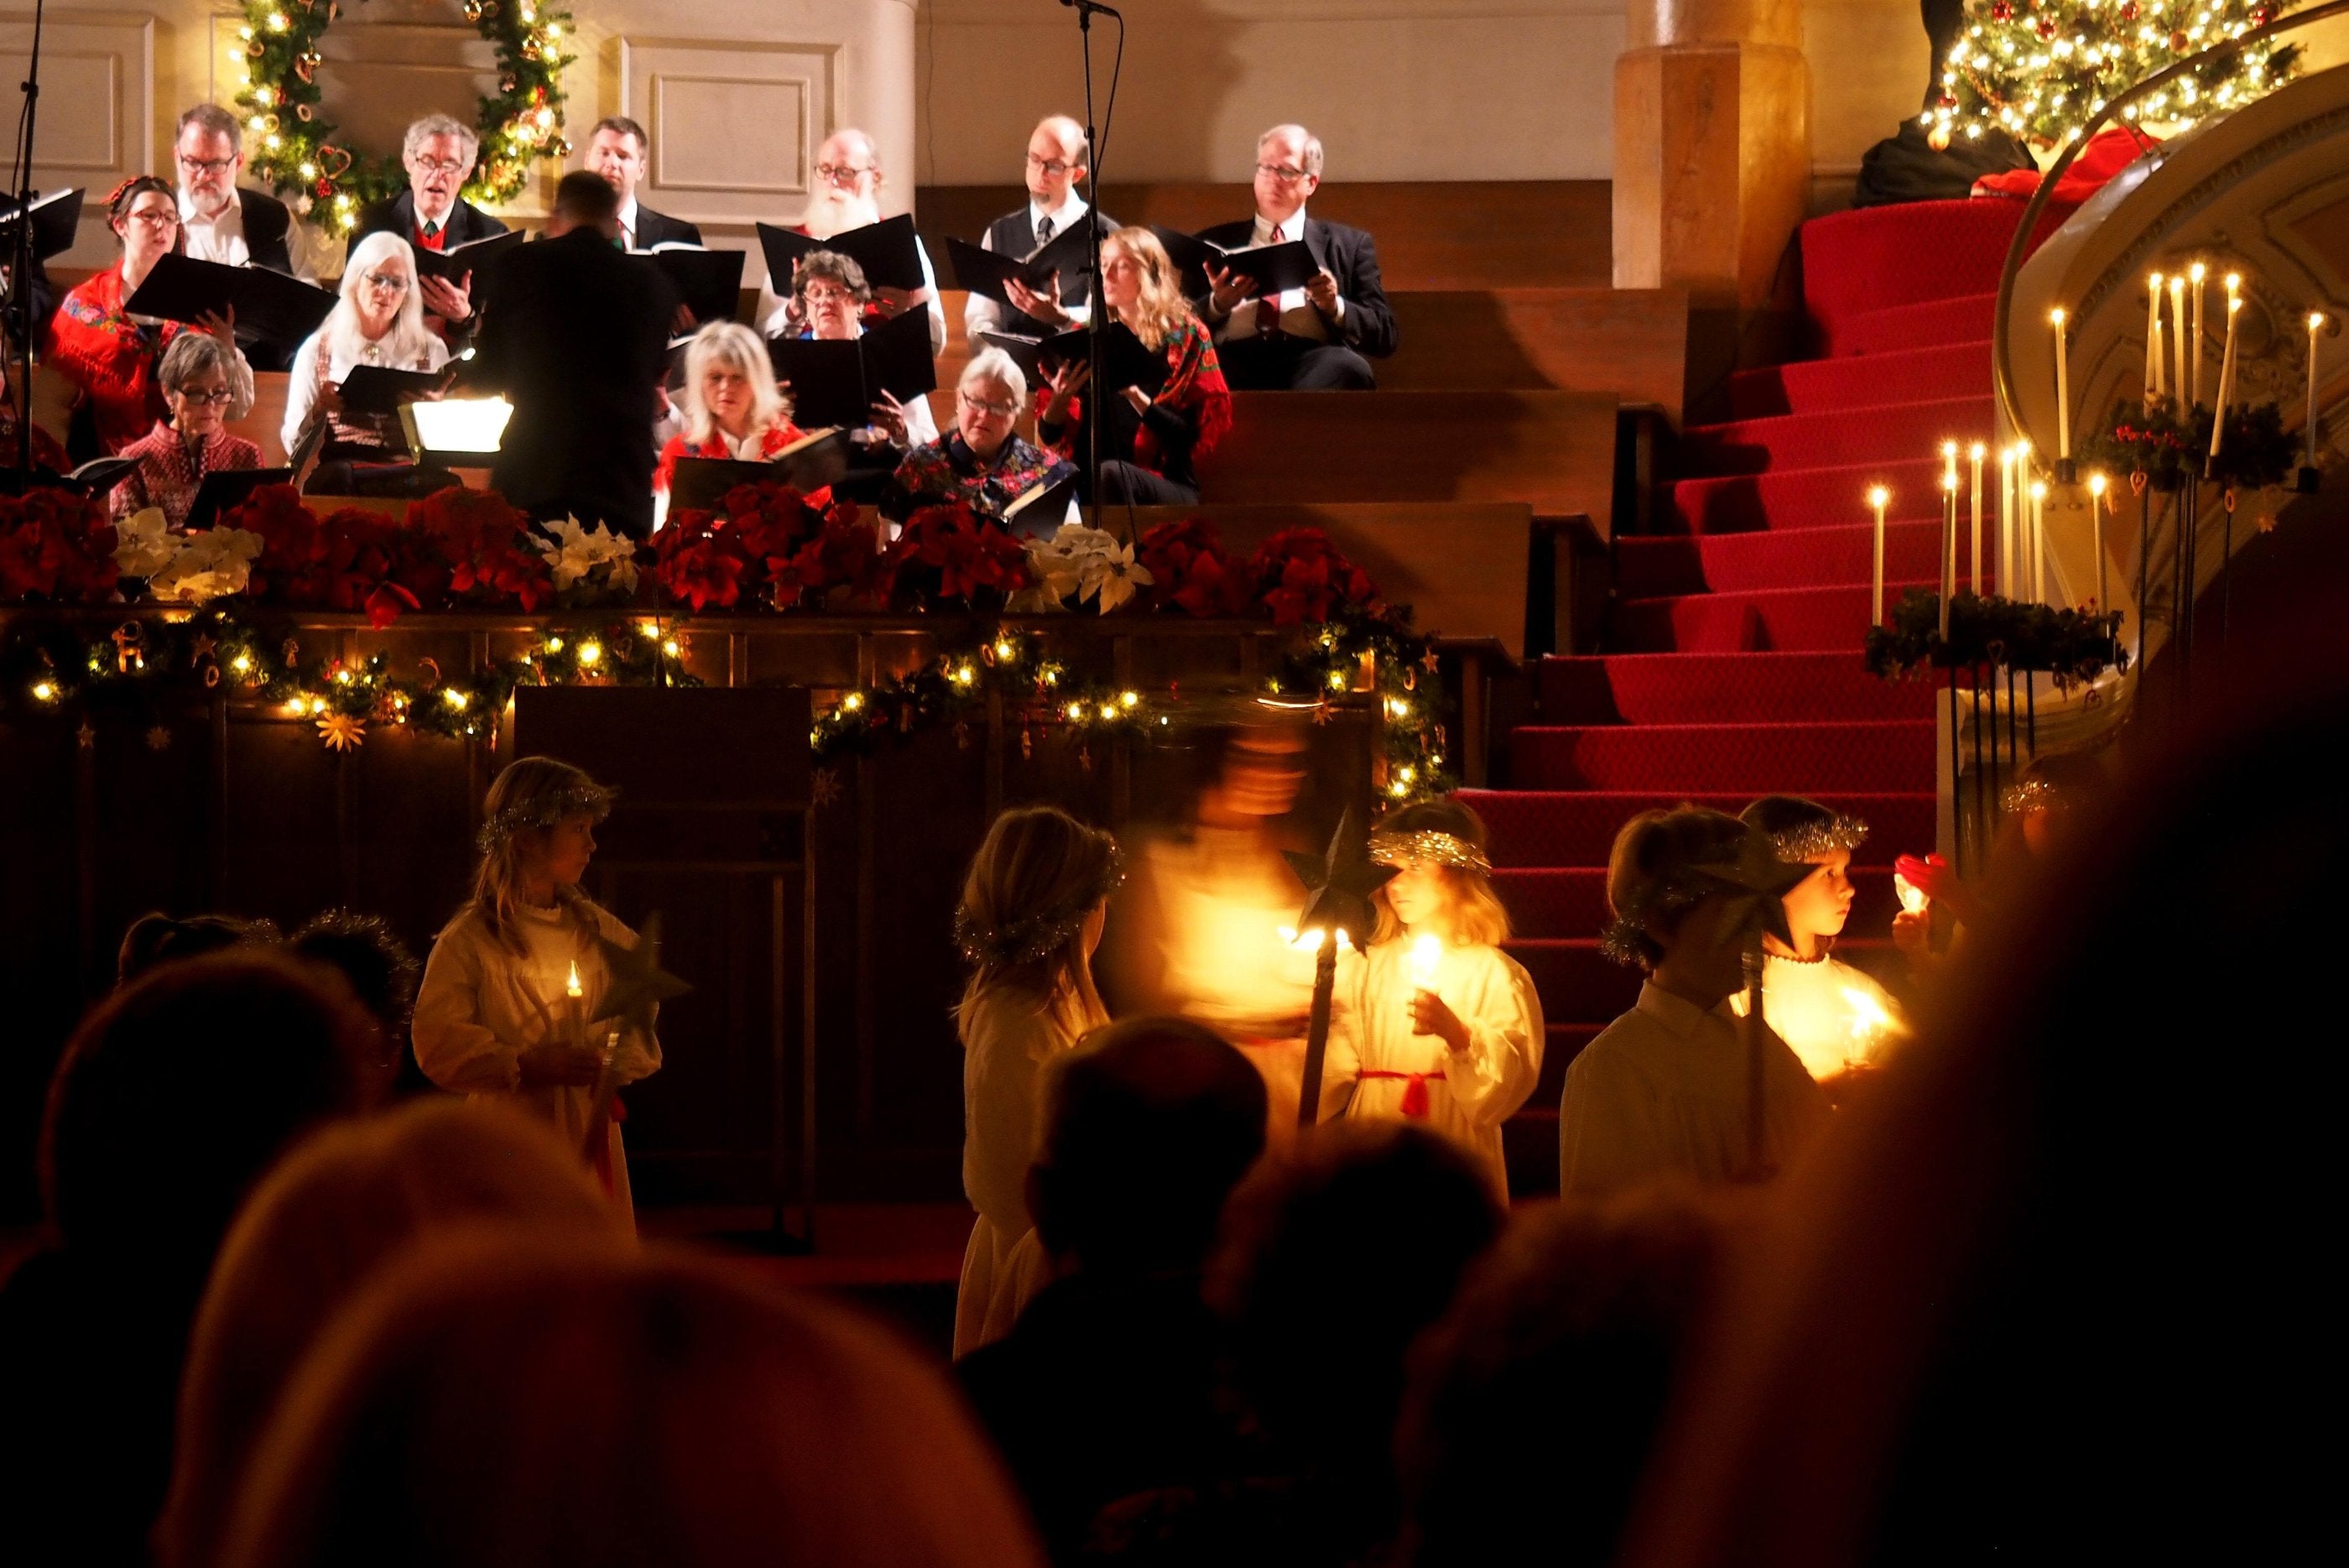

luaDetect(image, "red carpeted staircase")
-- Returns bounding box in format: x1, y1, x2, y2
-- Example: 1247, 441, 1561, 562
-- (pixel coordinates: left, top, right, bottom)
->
1465, 197, 2041, 1194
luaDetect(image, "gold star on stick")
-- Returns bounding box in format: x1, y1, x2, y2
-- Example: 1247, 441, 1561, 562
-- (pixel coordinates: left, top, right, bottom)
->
591, 912, 692, 1034
1284, 807, 1398, 942
1692, 827, 1814, 951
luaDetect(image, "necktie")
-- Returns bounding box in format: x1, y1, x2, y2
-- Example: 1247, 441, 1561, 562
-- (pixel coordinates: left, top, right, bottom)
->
1254, 224, 1284, 338
1035, 215, 1054, 248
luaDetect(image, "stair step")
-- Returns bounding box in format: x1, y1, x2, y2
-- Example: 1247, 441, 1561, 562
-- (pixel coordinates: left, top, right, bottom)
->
1611, 578, 1936, 654
1538, 650, 1935, 726
1666, 456, 1944, 536
1510, 719, 1936, 792
1829, 293, 1999, 358
1615, 518, 1988, 598
1799, 199, 2025, 330
1680, 395, 1995, 479
1460, 789, 1939, 867
1725, 339, 1991, 419
1496, 865, 1900, 941
1508, 939, 1641, 1024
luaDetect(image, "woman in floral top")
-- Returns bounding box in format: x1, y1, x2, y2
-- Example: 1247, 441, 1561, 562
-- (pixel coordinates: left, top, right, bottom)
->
108, 334, 263, 526
882, 350, 1076, 526
652, 321, 815, 530
44, 176, 253, 457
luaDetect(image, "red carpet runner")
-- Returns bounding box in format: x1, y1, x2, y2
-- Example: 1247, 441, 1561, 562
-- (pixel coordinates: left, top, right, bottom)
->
1463, 197, 2040, 1192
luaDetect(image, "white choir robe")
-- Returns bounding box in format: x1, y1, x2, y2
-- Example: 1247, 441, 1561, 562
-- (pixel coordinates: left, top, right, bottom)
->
954, 987, 1081, 1357
1730, 951, 1907, 1082
1558, 982, 1828, 1199
411, 899, 664, 1224
1326, 938, 1544, 1196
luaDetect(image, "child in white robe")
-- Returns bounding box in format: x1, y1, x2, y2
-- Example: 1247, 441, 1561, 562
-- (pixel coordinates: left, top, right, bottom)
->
951, 805, 1121, 1357
1731, 795, 1908, 1085
1560, 807, 1826, 1198
412, 758, 663, 1224
1331, 799, 1543, 1196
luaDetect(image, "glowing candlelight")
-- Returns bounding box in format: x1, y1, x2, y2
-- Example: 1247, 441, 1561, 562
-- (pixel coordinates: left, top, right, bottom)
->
1867, 485, 1891, 627
2088, 471, 2109, 616
564, 961, 586, 1053
2169, 275, 2188, 409
2211, 296, 2242, 461
566, 961, 583, 998
2189, 262, 2207, 407
1893, 873, 1929, 916
1939, 471, 1958, 638
2029, 478, 2049, 603
1968, 443, 1986, 594
1940, 440, 1959, 491
1997, 445, 2014, 592
2310, 312, 2327, 471
2145, 272, 2164, 402
2050, 308, 2071, 458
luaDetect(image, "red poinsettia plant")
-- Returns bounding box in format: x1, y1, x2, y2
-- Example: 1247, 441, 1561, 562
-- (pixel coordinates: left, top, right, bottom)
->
227, 487, 449, 628
1134, 518, 1247, 617
1241, 527, 1383, 625
658, 482, 882, 612
0, 484, 119, 603
879, 502, 1034, 608
407, 486, 554, 613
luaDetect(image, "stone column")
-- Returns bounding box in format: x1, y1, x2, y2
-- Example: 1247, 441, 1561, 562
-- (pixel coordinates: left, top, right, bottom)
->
1614, 0, 1811, 381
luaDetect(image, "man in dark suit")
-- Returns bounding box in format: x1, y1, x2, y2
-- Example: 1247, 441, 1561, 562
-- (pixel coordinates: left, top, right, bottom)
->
961, 113, 1120, 346
355, 114, 510, 343
1197, 124, 1398, 391
173, 103, 314, 367
465, 171, 676, 539
584, 116, 703, 252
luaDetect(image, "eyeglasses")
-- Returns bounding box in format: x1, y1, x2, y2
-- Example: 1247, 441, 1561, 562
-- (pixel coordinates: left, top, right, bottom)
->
801, 284, 858, 308
1256, 163, 1310, 184
126, 209, 180, 229
174, 386, 236, 406
959, 389, 1018, 419
178, 156, 237, 175
411, 156, 469, 176
1025, 154, 1077, 176
814, 162, 873, 185
362, 271, 410, 293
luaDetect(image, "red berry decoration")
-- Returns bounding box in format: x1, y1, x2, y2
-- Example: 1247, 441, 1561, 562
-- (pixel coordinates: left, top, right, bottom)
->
2251, 5, 2271, 23
2171, 29, 2189, 48
1992, 0, 2012, 18
2119, 0, 2138, 18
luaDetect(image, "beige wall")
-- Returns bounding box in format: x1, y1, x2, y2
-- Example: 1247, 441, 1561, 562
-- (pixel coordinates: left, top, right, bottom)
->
913, 0, 1628, 185
1805, 0, 1932, 210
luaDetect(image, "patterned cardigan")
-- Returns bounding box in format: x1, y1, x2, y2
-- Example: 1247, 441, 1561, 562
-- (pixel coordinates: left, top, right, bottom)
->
881, 433, 1076, 523
108, 422, 263, 528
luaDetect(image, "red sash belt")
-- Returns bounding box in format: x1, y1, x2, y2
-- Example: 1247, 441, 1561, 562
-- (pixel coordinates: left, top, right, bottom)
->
1360, 1069, 1445, 1117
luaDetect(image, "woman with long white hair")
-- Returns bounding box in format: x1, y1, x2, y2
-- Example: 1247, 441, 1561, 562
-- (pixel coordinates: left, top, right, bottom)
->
280, 231, 451, 488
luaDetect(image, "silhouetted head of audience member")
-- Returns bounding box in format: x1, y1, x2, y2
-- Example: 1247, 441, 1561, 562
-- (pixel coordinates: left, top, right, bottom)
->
1030, 1017, 1267, 1279
42, 949, 378, 1263
289, 910, 422, 1081
117, 911, 279, 987
158, 1100, 626, 1568
1397, 1192, 1732, 1568
1211, 1124, 1504, 1495
220, 1236, 1044, 1568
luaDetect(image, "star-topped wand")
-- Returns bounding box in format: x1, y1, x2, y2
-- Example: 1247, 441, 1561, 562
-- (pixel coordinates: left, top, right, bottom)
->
1284, 810, 1397, 1131
579, 912, 692, 1163
1685, 829, 1812, 1182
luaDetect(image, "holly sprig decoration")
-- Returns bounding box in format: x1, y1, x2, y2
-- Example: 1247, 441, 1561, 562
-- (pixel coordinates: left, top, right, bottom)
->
2080, 396, 2299, 490
1866, 587, 2128, 691
231, 0, 576, 234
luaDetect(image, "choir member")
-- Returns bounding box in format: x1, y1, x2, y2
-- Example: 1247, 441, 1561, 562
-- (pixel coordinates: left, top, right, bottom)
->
172, 102, 320, 378
280, 232, 454, 496
961, 114, 1120, 346
778, 248, 938, 450
882, 348, 1076, 524
652, 321, 811, 530
1037, 227, 1231, 506
1197, 124, 1397, 390
107, 332, 263, 526
354, 114, 508, 345
45, 176, 253, 456
754, 128, 946, 355
466, 171, 677, 537
584, 115, 702, 252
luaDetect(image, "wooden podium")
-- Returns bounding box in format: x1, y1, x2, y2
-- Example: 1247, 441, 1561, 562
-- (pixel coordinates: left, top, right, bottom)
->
513, 685, 817, 1247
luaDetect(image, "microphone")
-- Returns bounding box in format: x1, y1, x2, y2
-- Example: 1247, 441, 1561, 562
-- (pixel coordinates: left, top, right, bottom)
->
1060, 0, 1122, 13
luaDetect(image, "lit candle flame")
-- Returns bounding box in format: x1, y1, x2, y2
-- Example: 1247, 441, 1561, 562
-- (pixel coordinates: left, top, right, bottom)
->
1409, 934, 1442, 989
565, 961, 583, 999
1893, 873, 1928, 915
1841, 987, 1894, 1047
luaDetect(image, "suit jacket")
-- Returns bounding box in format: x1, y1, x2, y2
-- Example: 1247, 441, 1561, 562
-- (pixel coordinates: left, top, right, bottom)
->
353, 190, 509, 253
1195, 215, 1398, 359
629, 203, 703, 250
466, 227, 676, 537
233, 188, 297, 275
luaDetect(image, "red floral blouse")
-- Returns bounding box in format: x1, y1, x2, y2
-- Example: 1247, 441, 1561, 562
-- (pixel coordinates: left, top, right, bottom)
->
108, 422, 263, 528
44, 264, 192, 456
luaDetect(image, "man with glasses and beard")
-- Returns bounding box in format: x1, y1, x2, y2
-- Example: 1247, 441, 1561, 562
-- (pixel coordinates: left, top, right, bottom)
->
1195, 124, 1397, 391
172, 102, 317, 367
753, 128, 945, 355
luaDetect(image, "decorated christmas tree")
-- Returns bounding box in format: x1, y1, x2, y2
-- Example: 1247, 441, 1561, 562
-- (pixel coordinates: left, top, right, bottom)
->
1933, 0, 2302, 153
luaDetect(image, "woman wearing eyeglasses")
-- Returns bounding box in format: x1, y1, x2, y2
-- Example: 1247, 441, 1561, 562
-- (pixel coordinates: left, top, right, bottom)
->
44, 175, 253, 457
882, 349, 1076, 525
107, 332, 263, 525
776, 250, 940, 458
280, 232, 453, 492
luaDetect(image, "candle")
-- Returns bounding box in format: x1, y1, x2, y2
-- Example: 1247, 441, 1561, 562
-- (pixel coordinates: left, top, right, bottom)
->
2211, 296, 2242, 461
2189, 262, 2207, 407
565, 960, 586, 1053
2145, 273, 2164, 402
1968, 442, 1986, 594
1867, 485, 1890, 627
1940, 440, 1958, 491
2029, 479, 2049, 602
2088, 471, 2109, 615
1997, 445, 2014, 593
1939, 471, 1957, 637
2310, 312, 2327, 470
2050, 309, 2071, 458
1409, 933, 1442, 991
1893, 873, 1929, 915
2169, 275, 2188, 409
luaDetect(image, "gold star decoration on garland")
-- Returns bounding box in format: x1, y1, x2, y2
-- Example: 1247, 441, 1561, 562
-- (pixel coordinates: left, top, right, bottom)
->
316, 712, 366, 752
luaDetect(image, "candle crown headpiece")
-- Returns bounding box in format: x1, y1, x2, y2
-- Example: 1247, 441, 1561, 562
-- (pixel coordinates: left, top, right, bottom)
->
1367, 828, 1492, 874
477, 781, 614, 854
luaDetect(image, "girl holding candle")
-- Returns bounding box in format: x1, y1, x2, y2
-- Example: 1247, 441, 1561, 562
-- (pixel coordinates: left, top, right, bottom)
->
412, 757, 663, 1223
951, 804, 1121, 1356
1728, 797, 1906, 1089
1326, 799, 1542, 1197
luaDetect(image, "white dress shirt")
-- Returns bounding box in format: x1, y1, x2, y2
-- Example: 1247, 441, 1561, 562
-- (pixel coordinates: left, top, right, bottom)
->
962, 192, 1095, 344
616, 196, 643, 253
1218, 206, 1341, 341
179, 188, 320, 283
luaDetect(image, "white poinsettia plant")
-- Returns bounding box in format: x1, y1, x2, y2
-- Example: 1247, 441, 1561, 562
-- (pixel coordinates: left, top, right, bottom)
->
113, 508, 264, 605
533, 517, 641, 602
1008, 524, 1154, 614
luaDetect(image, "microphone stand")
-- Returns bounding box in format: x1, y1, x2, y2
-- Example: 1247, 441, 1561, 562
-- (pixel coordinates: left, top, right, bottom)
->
9, 0, 49, 475
1068, 0, 1122, 530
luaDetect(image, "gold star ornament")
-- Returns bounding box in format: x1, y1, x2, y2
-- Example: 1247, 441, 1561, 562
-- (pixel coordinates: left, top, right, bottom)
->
317, 712, 367, 752
591, 912, 693, 1033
